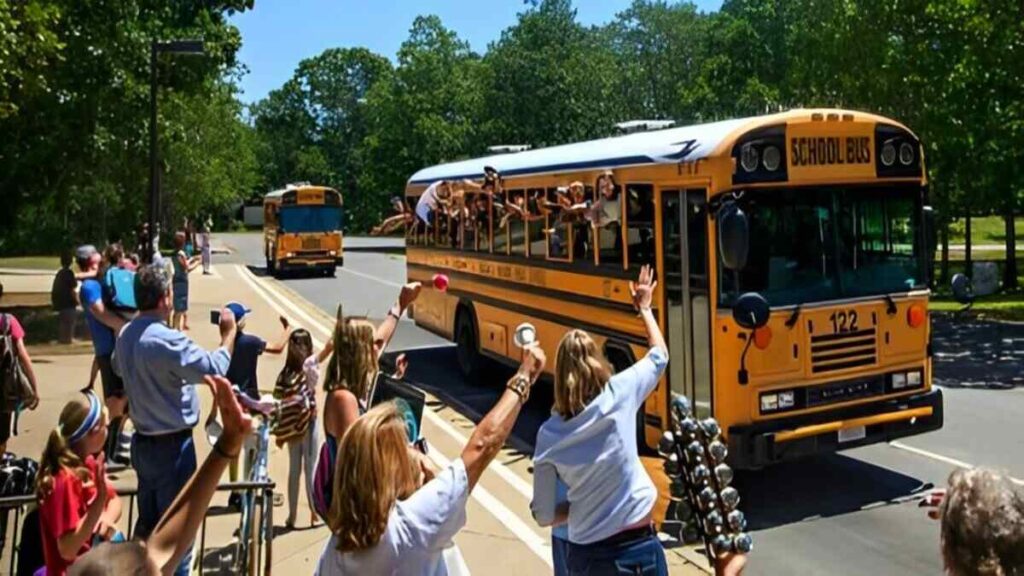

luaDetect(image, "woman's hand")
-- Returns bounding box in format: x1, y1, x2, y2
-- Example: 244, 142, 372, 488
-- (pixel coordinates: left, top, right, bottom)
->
629, 265, 657, 312
93, 454, 110, 507
399, 282, 422, 312
392, 353, 408, 380
518, 344, 546, 386
205, 376, 254, 457
409, 448, 436, 487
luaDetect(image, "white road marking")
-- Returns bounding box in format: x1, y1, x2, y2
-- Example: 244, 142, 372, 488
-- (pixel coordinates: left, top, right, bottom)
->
426, 447, 553, 567
889, 441, 1024, 486
235, 264, 551, 564
338, 265, 403, 289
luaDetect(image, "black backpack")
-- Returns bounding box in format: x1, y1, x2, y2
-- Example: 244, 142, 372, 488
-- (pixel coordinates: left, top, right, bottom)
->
0, 452, 38, 498
0, 314, 36, 416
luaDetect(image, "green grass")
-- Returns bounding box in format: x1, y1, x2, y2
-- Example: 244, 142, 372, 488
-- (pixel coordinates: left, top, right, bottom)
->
931, 293, 1024, 322
0, 255, 61, 270
947, 215, 1024, 246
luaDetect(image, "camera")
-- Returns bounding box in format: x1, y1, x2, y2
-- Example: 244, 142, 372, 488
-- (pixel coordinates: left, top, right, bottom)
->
210, 309, 221, 325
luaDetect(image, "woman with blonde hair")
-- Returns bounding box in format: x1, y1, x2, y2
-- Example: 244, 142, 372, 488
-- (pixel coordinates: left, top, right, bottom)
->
310, 281, 421, 522
317, 344, 546, 575
37, 392, 123, 575
531, 264, 669, 576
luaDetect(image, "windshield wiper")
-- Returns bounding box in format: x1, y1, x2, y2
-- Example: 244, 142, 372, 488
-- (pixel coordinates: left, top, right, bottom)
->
883, 293, 898, 316
785, 303, 803, 329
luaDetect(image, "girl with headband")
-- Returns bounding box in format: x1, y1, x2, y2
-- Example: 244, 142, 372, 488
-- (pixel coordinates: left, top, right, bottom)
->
36, 391, 123, 576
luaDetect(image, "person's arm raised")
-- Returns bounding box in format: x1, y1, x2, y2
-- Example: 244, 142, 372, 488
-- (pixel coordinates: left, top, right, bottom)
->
148, 376, 253, 576
373, 282, 421, 359
631, 265, 666, 352
462, 345, 545, 490
263, 316, 291, 355
56, 455, 109, 561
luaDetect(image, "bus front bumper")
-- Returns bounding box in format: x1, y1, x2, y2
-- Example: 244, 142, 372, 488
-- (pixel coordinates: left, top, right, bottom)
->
278, 256, 342, 270
726, 388, 943, 470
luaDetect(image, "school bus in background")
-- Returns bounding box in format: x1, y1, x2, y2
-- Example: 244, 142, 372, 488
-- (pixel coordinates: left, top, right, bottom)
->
263, 183, 344, 277
404, 108, 943, 469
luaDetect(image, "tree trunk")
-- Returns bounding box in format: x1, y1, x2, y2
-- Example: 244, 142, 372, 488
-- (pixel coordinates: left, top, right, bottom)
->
1006, 204, 1019, 289
940, 220, 950, 285
965, 212, 973, 278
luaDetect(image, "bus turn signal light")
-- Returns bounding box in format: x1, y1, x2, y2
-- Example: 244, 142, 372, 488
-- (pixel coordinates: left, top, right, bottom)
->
753, 326, 772, 350
907, 304, 926, 328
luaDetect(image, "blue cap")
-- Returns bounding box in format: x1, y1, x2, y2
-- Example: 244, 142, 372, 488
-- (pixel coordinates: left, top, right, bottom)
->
225, 301, 252, 323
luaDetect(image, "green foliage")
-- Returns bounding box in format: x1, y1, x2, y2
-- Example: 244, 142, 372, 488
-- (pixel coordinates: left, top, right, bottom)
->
0, 0, 255, 254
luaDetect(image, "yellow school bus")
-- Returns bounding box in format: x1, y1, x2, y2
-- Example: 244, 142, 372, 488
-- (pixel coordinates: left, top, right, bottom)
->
404, 109, 942, 468
263, 183, 344, 277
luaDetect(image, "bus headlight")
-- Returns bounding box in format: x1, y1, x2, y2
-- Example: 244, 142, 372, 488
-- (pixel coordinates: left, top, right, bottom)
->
328, 250, 337, 256
762, 145, 781, 171
891, 370, 924, 390
881, 142, 897, 167
760, 389, 795, 413
286, 252, 295, 258
899, 142, 915, 166
740, 144, 759, 173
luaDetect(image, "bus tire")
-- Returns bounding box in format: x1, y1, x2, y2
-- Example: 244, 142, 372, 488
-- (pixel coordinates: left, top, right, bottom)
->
605, 345, 653, 455
455, 306, 484, 380
326, 266, 336, 278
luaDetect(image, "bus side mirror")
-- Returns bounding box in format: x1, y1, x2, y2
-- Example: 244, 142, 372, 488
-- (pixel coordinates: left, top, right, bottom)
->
719, 203, 749, 271
951, 273, 974, 306
732, 292, 770, 330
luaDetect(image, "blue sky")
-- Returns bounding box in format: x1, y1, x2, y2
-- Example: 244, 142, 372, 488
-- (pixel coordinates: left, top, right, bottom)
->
230, 0, 723, 103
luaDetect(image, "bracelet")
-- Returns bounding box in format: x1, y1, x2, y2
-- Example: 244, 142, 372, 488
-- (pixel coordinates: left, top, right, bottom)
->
212, 441, 240, 460
506, 374, 530, 403
387, 306, 402, 320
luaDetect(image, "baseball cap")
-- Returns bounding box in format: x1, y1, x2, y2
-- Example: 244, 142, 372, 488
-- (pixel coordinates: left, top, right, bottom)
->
225, 301, 252, 323
75, 245, 99, 262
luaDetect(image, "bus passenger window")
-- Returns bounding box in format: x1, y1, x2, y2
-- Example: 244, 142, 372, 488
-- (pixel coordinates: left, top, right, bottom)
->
595, 174, 623, 268
474, 194, 491, 252
493, 194, 509, 255
526, 189, 547, 259
508, 190, 527, 256
546, 188, 570, 261
626, 184, 655, 268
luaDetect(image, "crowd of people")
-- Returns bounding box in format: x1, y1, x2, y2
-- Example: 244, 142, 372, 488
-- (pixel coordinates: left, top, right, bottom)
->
0, 216, 1020, 576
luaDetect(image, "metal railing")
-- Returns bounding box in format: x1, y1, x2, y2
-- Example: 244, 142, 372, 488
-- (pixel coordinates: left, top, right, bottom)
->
0, 480, 275, 576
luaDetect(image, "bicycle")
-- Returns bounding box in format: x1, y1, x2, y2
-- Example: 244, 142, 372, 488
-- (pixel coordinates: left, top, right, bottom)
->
227, 388, 309, 576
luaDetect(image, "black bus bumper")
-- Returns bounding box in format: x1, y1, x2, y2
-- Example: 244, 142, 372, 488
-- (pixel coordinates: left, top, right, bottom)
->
727, 388, 943, 470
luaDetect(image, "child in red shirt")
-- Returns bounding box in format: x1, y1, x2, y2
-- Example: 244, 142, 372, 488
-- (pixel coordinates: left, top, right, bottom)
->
36, 392, 122, 576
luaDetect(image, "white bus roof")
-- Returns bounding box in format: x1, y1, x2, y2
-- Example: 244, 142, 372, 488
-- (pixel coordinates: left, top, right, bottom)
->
408, 116, 750, 185
264, 184, 336, 200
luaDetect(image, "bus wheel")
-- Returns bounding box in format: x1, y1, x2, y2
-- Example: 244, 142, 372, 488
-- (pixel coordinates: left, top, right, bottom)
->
455, 308, 483, 380
326, 266, 336, 278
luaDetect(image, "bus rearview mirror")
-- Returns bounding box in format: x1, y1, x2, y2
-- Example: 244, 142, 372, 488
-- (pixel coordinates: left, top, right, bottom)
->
732, 293, 770, 330
719, 204, 749, 271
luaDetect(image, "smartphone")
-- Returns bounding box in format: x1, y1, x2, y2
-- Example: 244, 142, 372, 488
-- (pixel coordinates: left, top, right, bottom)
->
210, 309, 221, 325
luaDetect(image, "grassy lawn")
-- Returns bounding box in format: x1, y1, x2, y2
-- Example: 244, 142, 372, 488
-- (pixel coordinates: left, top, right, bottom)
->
931, 293, 1024, 322
947, 215, 1024, 246
0, 255, 61, 270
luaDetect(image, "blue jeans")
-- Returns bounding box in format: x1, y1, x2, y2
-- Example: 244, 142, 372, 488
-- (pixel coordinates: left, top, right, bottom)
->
552, 535, 570, 576
132, 430, 197, 576
566, 532, 667, 576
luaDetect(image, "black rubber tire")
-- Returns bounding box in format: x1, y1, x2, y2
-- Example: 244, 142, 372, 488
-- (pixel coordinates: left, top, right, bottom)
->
327, 266, 336, 278
455, 308, 484, 380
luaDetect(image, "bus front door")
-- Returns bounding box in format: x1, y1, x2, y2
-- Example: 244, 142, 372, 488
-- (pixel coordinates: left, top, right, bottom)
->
660, 189, 713, 419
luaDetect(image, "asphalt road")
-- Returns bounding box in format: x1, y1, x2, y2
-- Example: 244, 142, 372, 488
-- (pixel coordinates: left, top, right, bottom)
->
220, 232, 1024, 576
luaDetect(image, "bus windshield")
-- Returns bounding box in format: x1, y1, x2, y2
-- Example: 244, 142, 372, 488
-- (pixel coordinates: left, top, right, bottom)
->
278, 205, 342, 234
721, 186, 926, 307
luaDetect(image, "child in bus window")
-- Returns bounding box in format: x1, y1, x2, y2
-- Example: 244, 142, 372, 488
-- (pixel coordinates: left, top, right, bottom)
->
589, 171, 621, 229
371, 197, 414, 236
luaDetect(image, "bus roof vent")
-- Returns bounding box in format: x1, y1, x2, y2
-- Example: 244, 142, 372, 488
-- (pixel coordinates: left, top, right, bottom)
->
487, 145, 532, 154
615, 120, 677, 134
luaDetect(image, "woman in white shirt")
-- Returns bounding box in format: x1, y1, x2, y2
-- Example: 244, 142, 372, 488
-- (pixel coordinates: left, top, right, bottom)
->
531, 265, 669, 576
316, 343, 547, 576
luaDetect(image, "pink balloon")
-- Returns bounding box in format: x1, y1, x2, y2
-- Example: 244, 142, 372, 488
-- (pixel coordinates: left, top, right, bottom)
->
433, 273, 449, 292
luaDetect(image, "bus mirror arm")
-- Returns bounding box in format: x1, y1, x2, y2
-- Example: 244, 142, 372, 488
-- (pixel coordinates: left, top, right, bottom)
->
737, 333, 753, 386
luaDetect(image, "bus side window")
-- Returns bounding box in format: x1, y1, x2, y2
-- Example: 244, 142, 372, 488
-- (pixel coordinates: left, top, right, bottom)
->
475, 193, 491, 252
264, 204, 276, 228
546, 187, 570, 261
405, 196, 417, 244
526, 188, 547, 260
597, 184, 624, 269
493, 190, 509, 255
508, 189, 527, 257
626, 184, 655, 268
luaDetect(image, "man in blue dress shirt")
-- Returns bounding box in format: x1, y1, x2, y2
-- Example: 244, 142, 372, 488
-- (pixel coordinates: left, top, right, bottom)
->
115, 264, 237, 576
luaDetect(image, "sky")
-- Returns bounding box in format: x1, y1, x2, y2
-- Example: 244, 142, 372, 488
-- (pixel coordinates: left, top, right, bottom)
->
229, 0, 723, 104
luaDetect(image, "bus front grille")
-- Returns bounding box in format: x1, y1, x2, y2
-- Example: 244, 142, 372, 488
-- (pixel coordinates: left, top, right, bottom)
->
810, 328, 877, 374
302, 238, 321, 250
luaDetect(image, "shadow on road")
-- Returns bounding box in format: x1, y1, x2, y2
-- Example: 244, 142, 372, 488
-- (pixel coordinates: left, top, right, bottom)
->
385, 347, 552, 456
932, 314, 1024, 389
735, 453, 933, 532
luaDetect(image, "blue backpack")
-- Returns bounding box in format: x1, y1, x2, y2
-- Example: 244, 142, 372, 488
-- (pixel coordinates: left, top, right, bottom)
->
103, 267, 137, 311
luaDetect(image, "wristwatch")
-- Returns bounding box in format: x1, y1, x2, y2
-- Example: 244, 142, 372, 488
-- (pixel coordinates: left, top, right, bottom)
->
506, 373, 530, 403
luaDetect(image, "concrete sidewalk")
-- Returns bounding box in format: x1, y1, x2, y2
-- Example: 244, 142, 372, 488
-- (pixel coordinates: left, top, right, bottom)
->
0, 260, 710, 575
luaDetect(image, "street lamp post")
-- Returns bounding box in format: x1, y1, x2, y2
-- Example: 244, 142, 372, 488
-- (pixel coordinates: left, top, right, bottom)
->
147, 39, 205, 264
